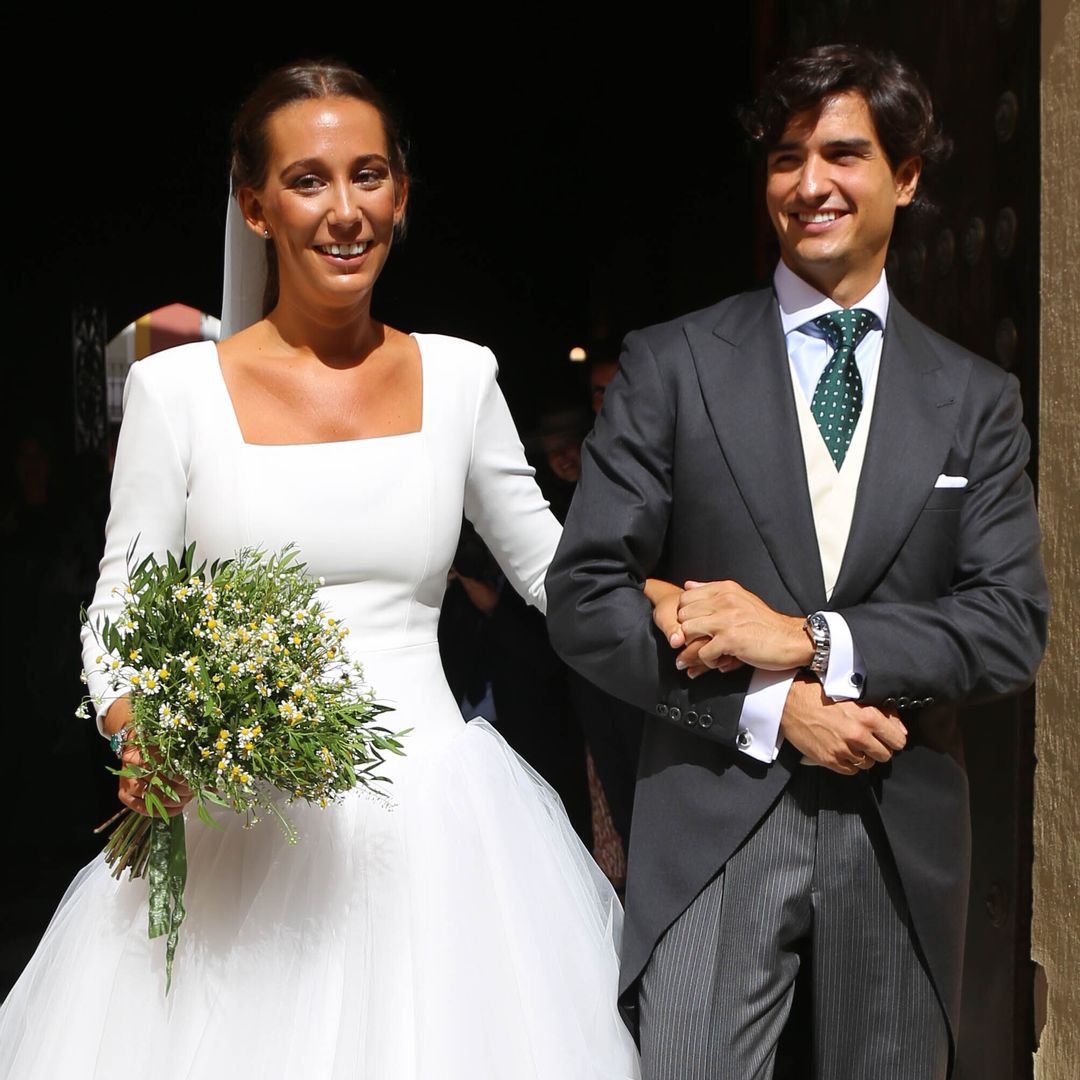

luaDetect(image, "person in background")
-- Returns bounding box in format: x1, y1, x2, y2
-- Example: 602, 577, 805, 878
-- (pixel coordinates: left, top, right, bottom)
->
439, 522, 593, 846
588, 355, 621, 417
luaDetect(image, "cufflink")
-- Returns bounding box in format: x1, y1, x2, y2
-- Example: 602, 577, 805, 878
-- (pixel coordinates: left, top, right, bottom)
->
736, 728, 753, 750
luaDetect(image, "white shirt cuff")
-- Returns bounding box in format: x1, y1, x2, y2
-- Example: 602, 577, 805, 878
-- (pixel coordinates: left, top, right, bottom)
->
818, 611, 865, 700
735, 667, 796, 763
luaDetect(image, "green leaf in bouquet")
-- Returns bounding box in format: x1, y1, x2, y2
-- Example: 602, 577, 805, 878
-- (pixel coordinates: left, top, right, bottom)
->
151, 776, 182, 803
110, 763, 151, 779
146, 815, 187, 993
144, 790, 170, 821
195, 799, 223, 832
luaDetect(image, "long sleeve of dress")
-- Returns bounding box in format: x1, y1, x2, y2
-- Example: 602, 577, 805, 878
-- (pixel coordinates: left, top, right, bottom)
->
462, 348, 562, 614
81, 359, 189, 732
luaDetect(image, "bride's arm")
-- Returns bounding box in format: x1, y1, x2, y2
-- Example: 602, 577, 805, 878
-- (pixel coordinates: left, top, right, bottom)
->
462, 348, 693, 652
82, 356, 194, 816
82, 358, 190, 732
462, 348, 562, 613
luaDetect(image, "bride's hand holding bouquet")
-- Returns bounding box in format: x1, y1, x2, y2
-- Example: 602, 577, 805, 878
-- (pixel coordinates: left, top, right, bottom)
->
81, 543, 404, 989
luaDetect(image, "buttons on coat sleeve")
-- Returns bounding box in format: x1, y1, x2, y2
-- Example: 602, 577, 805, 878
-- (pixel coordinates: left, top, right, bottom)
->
897, 696, 912, 709
736, 728, 753, 751
883, 697, 897, 708
656, 703, 715, 731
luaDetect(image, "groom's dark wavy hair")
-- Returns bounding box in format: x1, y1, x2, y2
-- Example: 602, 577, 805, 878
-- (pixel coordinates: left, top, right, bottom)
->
230, 60, 410, 316
740, 44, 952, 212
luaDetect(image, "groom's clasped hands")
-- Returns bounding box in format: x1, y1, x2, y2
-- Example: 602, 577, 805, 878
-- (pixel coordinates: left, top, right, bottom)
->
650, 579, 907, 775
649, 578, 815, 677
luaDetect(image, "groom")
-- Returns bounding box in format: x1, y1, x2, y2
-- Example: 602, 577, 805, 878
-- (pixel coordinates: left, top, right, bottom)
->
547, 44, 1048, 1079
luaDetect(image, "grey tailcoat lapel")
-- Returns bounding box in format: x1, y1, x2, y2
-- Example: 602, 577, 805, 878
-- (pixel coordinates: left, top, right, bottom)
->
686, 288, 827, 615
830, 297, 965, 608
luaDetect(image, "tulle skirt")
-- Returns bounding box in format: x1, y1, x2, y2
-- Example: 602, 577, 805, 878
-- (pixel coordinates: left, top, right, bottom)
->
0, 710, 640, 1079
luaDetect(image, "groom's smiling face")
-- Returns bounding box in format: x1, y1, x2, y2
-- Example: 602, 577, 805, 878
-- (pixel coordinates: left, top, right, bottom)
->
765, 90, 921, 303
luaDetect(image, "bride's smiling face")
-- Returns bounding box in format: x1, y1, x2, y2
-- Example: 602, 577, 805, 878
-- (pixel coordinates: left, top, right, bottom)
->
239, 96, 407, 313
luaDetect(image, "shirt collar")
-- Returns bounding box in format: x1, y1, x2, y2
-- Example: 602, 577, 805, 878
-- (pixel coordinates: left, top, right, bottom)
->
773, 260, 891, 336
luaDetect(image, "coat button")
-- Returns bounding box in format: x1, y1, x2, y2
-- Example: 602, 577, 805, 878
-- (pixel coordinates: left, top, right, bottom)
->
699, 713, 714, 729
883, 697, 897, 708
925, 697, 935, 706
736, 728, 753, 750
685, 710, 698, 726
656, 703, 668, 717
898, 696, 912, 709
669, 706, 681, 721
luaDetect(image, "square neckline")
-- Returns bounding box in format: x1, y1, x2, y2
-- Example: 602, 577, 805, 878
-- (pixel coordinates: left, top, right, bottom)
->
210, 333, 426, 448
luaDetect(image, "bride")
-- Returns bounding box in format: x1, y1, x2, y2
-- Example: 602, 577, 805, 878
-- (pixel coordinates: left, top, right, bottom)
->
0, 61, 640, 1080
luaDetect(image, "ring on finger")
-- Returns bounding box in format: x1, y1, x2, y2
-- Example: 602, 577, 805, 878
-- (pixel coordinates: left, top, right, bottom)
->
851, 752, 868, 767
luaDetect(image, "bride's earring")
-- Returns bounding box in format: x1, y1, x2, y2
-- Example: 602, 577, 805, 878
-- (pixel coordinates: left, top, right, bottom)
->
263, 228, 271, 239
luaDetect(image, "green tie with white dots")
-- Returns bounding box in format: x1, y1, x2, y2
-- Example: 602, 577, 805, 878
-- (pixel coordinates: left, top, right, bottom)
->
810, 308, 876, 469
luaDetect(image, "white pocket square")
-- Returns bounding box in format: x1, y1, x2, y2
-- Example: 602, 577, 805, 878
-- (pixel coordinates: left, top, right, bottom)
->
934, 474, 968, 489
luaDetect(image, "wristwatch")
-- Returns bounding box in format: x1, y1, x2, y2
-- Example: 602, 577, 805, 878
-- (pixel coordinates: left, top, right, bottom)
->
803, 612, 831, 679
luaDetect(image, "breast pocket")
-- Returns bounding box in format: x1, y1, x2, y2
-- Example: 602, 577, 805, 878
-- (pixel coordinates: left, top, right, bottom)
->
922, 487, 965, 511
894, 488, 965, 596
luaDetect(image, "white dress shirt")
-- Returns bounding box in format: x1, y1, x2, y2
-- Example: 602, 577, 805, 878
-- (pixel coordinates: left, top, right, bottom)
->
734, 262, 884, 763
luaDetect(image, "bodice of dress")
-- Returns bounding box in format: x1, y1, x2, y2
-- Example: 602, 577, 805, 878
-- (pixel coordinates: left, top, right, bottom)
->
82, 335, 561, 728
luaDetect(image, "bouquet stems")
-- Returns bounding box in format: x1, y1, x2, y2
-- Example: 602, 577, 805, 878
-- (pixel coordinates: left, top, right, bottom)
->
95, 808, 188, 990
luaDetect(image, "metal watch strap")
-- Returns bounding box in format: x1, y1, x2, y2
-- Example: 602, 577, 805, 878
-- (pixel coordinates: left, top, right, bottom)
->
804, 612, 830, 678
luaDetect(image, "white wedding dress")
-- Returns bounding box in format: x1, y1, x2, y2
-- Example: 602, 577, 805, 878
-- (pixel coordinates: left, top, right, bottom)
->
0, 336, 640, 1080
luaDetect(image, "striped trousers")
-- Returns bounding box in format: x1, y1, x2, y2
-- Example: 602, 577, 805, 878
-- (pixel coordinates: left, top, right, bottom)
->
638, 766, 949, 1079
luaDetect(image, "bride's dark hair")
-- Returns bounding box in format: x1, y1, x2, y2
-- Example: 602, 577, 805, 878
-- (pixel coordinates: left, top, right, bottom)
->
230, 60, 410, 315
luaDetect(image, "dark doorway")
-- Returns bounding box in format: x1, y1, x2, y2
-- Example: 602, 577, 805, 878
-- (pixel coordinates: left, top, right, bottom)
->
4, 13, 1041, 1076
